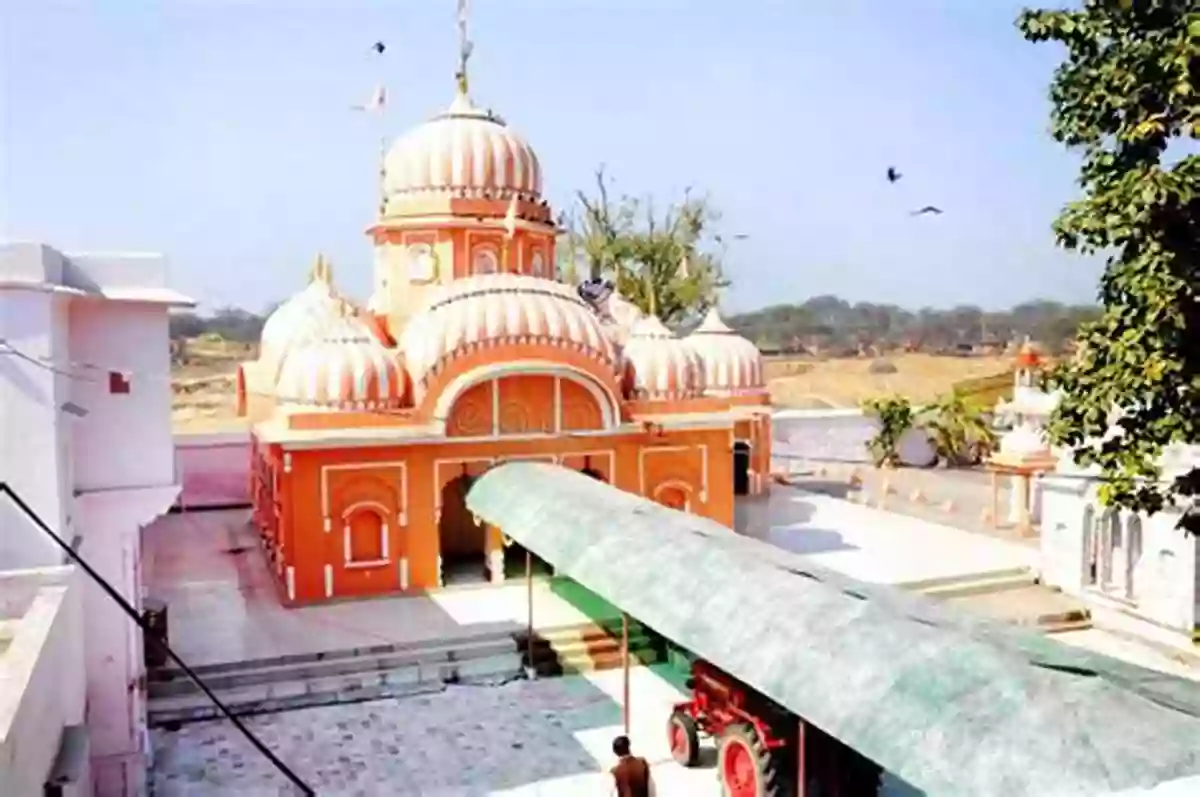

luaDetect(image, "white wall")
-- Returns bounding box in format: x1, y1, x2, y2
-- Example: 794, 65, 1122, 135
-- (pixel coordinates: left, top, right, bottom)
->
0, 566, 88, 797
771, 408, 936, 468
0, 288, 73, 567
69, 301, 176, 493
1041, 476, 1198, 636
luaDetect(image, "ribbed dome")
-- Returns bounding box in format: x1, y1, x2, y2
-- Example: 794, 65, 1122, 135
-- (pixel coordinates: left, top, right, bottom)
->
259, 258, 368, 368
384, 92, 542, 201
400, 273, 616, 388
684, 307, 765, 395
621, 316, 705, 400
274, 317, 408, 410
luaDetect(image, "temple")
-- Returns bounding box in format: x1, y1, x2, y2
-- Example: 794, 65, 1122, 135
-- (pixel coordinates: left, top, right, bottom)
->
234, 33, 771, 605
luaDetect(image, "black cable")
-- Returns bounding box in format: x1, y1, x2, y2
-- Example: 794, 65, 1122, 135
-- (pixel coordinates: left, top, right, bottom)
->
0, 483, 315, 796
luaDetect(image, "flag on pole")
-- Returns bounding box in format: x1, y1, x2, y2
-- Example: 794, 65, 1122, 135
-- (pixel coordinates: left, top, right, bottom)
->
352, 84, 387, 113
504, 195, 519, 239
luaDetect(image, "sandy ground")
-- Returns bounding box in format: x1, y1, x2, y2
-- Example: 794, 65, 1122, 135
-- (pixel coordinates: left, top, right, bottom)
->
170, 340, 1013, 432
764, 353, 1011, 409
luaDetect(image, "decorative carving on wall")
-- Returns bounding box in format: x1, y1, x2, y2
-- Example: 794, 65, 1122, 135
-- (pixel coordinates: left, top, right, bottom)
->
446, 382, 493, 437
559, 378, 605, 431
498, 400, 535, 435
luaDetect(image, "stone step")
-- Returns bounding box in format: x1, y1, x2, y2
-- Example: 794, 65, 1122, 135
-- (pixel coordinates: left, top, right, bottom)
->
149, 634, 519, 699
148, 649, 524, 728
149, 625, 525, 683
912, 570, 1038, 600
900, 566, 1035, 594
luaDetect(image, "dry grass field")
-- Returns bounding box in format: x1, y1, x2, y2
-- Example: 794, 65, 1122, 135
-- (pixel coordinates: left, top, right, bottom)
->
169, 341, 1014, 432
764, 353, 1013, 410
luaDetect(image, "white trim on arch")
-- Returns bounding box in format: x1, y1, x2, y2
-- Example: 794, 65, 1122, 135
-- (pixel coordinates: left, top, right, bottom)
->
431, 360, 619, 435
652, 479, 694, 512
320, 461, 409, 531
638, 445, 709, 504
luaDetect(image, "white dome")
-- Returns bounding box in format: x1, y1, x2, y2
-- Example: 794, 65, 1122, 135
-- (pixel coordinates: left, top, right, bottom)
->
259, 260, 370, 369
384, 92, 542, 202
621, 316, 705, 400
684, 307, 765, 396
400, 273, 617, 391
275, 317, 408, 410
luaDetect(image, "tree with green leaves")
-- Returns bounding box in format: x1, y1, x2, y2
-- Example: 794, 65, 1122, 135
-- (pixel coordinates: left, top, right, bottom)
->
558, 166, 729, 325
1017, 1, 1199, 532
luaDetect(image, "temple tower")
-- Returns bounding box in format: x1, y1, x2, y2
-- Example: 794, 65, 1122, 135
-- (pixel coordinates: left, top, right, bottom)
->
366, 2, 558, 335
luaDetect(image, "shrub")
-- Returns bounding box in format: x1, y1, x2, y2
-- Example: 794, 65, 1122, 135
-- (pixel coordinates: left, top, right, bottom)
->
862, 396, 915, 467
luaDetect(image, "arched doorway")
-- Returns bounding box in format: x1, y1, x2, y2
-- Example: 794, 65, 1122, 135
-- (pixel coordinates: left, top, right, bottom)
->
439, 474, 489, 585
733, 442, 752, 496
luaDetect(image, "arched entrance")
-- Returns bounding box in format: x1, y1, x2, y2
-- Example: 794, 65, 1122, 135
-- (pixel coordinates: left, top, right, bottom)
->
439, 474, 489, 585
733, 442, 752, 496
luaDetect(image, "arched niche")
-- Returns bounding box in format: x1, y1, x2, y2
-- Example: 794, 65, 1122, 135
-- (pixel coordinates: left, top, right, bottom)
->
653, 481, 693, 512
435, 361, 619, 438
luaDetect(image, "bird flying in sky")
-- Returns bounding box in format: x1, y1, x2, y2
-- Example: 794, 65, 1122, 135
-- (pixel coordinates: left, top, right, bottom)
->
910, 206, 944, 216
886, 166, 902, 183
372, 41, 386, 54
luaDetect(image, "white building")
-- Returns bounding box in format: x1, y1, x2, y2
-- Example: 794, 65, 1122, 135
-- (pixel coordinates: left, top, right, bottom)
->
0, 242, 191, 796
0, 565, 88, 796
1040, 442, 1200, 647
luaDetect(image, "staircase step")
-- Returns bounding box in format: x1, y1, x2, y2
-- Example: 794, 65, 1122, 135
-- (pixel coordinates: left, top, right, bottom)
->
900, 567, 1035, 594
916, 572, 1038, 599
149, 635, 518, 699
148, 651, 524, 727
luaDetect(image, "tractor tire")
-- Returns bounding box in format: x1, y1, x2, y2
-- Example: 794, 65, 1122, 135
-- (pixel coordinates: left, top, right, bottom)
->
668, 710, 700, 767
717, 723, 782, 797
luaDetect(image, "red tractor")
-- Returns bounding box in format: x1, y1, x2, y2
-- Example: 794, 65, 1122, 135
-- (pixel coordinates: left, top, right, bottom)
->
668, 659, 882, 797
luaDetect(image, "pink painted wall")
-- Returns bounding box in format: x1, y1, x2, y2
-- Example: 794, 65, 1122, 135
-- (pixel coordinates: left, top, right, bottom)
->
174, 432, 251, 509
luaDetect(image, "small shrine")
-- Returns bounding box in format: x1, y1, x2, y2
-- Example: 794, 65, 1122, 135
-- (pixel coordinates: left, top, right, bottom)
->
986, 339, 1058, 535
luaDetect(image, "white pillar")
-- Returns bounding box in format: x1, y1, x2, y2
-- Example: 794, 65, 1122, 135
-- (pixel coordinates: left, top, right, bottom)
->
488, 547, 505, 584
1007, 474, 1024, 525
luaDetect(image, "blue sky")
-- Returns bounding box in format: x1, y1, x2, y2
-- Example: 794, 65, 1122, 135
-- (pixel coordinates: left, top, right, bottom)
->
0, 0, 1100, 314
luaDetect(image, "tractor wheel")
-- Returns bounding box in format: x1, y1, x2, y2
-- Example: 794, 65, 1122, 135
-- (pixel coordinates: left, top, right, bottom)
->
717, 723, 782, 797
667, 710, 700, 767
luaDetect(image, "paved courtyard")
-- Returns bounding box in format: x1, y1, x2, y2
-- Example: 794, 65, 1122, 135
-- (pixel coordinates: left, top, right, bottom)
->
143, 510, 600, 666
736, 484, 1037, 587
151, 666, 721, 797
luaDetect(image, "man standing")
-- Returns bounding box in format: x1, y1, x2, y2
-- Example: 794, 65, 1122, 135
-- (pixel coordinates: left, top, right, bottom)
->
610, 735, 654, 797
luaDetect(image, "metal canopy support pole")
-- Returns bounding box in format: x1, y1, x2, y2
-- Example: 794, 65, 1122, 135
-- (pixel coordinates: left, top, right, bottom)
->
525, 549, 535, 680
796, 720, 808, 797
621, 612, 630, 736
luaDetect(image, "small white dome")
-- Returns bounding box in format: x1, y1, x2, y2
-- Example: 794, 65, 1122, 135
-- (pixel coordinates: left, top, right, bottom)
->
621, 316, 705, 400
275, 317, 408, 410
259, 258, 372, 372
684, 307, 765, 396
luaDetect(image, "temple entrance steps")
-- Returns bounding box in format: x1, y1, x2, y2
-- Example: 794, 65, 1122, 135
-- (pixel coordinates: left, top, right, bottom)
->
901, 565, 1037, 599
519, 621, 662, 677
147, 620, 657, 727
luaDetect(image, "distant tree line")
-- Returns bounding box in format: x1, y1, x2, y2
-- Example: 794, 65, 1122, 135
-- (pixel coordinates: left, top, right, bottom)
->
171, 295, 1099, 356
726, 296, 1100, 355
169, 305, 274, 343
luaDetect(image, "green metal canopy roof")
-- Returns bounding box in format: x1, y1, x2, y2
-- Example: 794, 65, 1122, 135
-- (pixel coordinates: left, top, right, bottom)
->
467, 462, 1200, 797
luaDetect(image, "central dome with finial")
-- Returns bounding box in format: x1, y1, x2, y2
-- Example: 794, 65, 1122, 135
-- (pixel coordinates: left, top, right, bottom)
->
383, 91, 543, 202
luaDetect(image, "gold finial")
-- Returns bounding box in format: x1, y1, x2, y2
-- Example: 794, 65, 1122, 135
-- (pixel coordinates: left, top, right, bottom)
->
455, 0, 473, 96
309, 253, 335, 285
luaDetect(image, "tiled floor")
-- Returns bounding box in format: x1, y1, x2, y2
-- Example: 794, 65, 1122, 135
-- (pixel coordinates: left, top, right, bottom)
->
736, 484, 1037, 587
142, 510, 598, 667
150, 664, 721, 797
